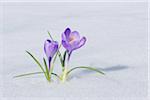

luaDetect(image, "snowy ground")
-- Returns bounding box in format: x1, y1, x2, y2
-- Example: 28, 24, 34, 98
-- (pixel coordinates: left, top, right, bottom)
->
0, 2, 148, 100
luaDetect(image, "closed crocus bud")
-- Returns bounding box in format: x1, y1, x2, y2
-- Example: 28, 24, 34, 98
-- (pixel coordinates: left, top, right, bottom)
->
44, 39, 58, 70
62, 28, 86, 55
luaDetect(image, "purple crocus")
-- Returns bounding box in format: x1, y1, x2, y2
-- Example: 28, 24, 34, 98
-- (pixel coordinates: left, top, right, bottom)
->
44, 40, 58, 70
62, 28, 86, 60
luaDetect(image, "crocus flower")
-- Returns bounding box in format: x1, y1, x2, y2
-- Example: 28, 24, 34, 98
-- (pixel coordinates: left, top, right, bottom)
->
62, 28, 86, 60
44, 39, 58, 70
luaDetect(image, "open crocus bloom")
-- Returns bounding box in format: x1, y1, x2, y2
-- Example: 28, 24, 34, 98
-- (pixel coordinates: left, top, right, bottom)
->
62, 28, 86, 55
44, 40, 58, 69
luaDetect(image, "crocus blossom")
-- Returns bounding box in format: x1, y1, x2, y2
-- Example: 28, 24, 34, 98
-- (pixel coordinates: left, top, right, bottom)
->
44, 39, 58, 70
15, 28, 104, 83
62, 28, 86, 56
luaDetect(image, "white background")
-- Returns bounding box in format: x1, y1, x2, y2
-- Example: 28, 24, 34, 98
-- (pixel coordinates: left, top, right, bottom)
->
0, 1, 148, 100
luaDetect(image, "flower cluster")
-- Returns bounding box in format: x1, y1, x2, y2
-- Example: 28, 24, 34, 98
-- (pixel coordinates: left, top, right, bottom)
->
15, 28, 104, 82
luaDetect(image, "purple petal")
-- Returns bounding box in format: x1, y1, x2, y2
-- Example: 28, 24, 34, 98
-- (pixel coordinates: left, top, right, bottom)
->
61, 28, 87, 53
50, 41, 58, 57
62, 40, 72, 52
44, 40, 58, 59
48, 57, 52, 70
70, 40, 80, 50
70, 31, 80, 41
64, 28, 71, 39
74, 37, 86, 50
62, 32, 66, 41
44, 40, 51, 55
47, 40, 51, 43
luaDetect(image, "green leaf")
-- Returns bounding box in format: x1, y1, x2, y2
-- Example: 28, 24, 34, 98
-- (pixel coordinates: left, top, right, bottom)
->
51, 73, 61, 79
52, 48, 59, 64
58, 51, 63, 66
47, 31, 54, 41
13, 71, 60, 79
43, 58, 50, 80
13, 72, 43, 78
62, 51, 67, 67
67, 66, 105, 76
57, 45, 63, 67
26, 51, 47, 79
51, 45, 64, 69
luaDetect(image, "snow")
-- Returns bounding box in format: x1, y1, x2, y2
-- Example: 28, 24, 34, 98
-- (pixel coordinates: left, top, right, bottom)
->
0, 2, 148, 100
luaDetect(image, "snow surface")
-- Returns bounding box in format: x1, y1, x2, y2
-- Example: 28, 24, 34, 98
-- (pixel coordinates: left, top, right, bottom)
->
0, 2, 148, 100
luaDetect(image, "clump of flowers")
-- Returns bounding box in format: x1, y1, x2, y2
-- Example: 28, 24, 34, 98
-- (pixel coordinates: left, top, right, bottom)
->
14, 28, 104, 82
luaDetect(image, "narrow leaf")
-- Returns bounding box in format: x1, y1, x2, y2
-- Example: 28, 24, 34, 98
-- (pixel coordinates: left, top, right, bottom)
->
47, 31, 54, 41
13, 72, 43, 78
67, 66, 105, 76
52, 45, 64, 68
57, 45, 63, 67
26, 51, 47, 78
13, 71, 60, 79
62, 51, 67, 67
43, 58, 50, 79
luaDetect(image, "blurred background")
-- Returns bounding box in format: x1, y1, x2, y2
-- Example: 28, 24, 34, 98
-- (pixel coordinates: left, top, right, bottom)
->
0, 2, 148, 100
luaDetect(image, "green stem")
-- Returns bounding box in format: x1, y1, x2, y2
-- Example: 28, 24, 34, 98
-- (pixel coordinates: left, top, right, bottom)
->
61, 68, 68, 82
62, 51, 67, 71
60, 52, 70, 82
